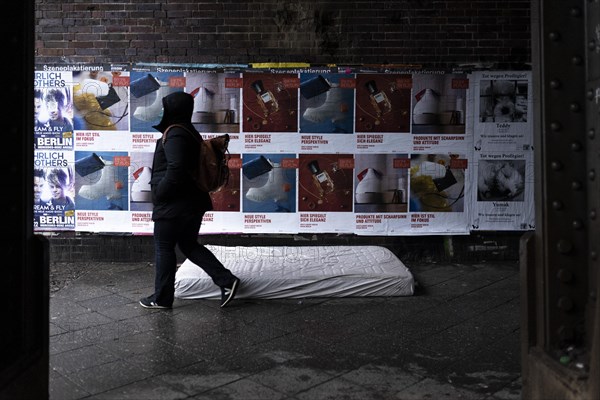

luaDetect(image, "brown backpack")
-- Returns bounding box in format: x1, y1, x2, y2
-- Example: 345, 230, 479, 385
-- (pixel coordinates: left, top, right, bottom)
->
162, 124, 230, 193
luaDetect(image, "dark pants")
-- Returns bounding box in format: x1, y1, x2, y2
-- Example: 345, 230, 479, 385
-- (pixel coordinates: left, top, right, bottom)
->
152, 213, 236, 306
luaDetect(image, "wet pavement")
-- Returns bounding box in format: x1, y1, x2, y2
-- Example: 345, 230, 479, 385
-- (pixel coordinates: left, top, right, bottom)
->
49, 259, 521, 399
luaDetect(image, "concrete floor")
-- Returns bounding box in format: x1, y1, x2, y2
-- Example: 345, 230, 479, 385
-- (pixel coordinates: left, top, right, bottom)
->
49, 259, 521, 399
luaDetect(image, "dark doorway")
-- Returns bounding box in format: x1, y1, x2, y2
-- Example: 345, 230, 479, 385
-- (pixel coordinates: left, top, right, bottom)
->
0, 0, 50, 399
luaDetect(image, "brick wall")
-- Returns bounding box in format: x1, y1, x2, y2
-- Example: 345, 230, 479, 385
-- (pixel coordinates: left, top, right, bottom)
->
46, 232, 523, 263
35, 0, 531, 68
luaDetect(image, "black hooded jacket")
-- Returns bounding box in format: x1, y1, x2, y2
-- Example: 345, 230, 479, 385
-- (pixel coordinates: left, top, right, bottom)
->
149, 91, 213, 220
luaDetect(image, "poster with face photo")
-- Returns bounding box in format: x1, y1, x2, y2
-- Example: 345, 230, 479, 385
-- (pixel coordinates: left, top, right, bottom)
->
34, 70, 74, 150
33, 151, 76, 231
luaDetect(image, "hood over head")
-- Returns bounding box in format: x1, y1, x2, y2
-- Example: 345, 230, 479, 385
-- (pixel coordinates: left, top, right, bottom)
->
152, 91, 194, 133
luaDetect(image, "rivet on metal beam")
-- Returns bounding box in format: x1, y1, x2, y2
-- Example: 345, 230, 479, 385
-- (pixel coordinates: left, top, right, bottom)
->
557, 268, 573, 283
591, 209, 597, 220
571, 142, 582, 151
587, 128, 595, 139
591, 251, 598, 260
572, 219, 583, 229
557, 325, 575, 340
572, 56, 583, 65
557, 239, 573, 254
551, 161, 563, 171
590, 170, 596, 181
570, 7, 582, 17
589, 40, 597, 51
549, 32, 561, 41
557, 296, 574, 311
570, 102, 581, 112
550, 79, 561, 89
588, 90, 596, 100
572, 180, 582, 190
552, 200, 564, 210
550, 121, 562, 131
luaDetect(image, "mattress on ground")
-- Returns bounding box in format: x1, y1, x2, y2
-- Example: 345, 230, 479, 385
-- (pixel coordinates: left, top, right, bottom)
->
175, 245, 414, 299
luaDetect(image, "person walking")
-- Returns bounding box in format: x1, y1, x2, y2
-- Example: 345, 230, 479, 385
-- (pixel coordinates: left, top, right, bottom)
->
140, 91, 240, 309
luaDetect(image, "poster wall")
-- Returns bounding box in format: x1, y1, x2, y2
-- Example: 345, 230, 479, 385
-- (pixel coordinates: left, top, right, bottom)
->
33, 65, 534, 235
470, 71, 535, 231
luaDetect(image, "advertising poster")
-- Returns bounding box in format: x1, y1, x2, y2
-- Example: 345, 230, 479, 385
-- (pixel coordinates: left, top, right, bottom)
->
407, 153, 470, 234
353, 153, 411, 234
72, 68, 132, 151
31, 65, 534, 236
241, 153, 297, 212
411, 73, 470, 153
354, 73, 413, 154
241, 72, 300, 154
74, 150, 131, 232
128, 151, 154, 212
297, 153, 355, 233
185, 71, 242, 141
129, 151, 154, 233
33, 151, 76, 230
129, 70, 185, 133
34, 70, 74, 151
242, 72, 299, 133
72, 69, 130, 131
299, 73, 355, 132
241, 153, 299, 233
299, 72, 357, 153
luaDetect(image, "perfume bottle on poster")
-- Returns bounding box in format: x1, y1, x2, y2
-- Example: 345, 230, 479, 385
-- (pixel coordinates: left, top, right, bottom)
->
251, 79, 279, 117
365, 80, 392, 117
308, 160, 334, 201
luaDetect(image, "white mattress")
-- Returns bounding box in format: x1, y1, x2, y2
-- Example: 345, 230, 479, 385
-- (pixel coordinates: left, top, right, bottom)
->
175, 245, 414, 299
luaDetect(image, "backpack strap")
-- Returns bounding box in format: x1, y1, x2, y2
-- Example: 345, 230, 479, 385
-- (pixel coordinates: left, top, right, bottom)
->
162, 123, 200, 145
